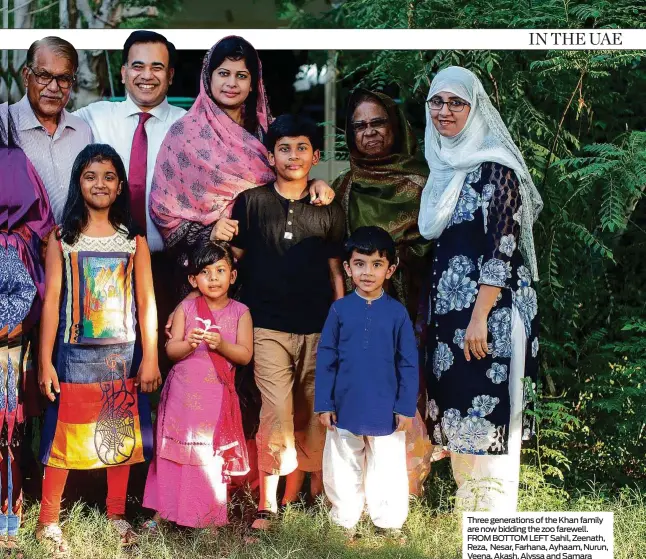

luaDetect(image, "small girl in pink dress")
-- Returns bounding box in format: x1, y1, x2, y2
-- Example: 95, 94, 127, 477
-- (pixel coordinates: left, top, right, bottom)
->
143, 242, 253, 528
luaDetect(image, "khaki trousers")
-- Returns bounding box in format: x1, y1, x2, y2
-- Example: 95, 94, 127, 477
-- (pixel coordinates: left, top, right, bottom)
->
253, 328, 325, 475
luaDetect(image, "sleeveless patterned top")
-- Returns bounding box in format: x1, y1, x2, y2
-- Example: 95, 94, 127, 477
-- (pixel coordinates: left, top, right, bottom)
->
58, 229, 137, 345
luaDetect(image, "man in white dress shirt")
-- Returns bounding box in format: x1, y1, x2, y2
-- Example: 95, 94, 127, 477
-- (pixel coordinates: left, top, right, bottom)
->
74, 30, 185, 253
75, 31, 186, 373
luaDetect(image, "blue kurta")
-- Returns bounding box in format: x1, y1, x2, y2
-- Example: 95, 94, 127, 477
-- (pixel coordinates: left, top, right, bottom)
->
315, 291, 418, 436
425, 162, 539, 456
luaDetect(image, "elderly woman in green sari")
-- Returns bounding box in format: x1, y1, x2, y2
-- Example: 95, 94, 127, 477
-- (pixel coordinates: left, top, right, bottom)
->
334, 89, 431, 320
334, 89, 434, 494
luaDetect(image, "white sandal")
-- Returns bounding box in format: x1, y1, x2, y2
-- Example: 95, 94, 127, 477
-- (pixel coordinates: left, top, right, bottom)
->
36, 523, 70, 558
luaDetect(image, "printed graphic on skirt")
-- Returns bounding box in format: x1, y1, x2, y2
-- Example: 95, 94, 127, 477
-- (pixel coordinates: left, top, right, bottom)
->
95, 353, 136, 465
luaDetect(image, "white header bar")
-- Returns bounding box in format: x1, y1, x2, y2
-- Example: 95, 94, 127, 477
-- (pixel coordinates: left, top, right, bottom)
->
0, 28, 641, 50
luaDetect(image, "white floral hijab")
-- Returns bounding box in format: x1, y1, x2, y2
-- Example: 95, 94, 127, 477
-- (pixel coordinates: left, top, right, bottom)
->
418, 66, 543, 280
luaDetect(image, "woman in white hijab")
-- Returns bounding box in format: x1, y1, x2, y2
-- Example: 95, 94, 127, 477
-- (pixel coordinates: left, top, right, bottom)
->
419, 66, 543, 512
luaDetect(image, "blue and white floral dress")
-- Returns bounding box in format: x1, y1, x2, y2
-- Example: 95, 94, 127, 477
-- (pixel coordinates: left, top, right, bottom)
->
425, 162, 539, 456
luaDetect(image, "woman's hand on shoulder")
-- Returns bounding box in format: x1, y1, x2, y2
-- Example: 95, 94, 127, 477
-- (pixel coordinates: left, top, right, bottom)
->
165, 291, 200, 340
309, 180, 335, 206
211, 218, 239, 242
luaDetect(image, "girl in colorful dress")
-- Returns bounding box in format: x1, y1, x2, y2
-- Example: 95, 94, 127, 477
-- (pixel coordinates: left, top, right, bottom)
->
143, 241, 252, 529
37, 144, 160, 555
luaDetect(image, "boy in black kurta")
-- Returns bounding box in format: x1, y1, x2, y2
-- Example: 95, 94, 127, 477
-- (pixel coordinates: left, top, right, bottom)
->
230, 115, 345, 529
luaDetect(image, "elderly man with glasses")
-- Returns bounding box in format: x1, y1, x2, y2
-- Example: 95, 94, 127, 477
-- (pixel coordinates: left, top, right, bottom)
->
9, 36, 92, 223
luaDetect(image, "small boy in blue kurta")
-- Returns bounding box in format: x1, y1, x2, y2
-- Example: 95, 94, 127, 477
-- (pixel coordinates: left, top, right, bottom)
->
315, 226, 418, 535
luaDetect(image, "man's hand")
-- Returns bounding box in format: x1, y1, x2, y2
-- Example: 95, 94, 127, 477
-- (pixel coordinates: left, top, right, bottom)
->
318, 412, 337, 430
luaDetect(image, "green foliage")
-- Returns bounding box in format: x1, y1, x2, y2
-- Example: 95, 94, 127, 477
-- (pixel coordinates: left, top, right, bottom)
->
11, 480, 646, 558
281, 0, 646, 488
30, 0, 181, 30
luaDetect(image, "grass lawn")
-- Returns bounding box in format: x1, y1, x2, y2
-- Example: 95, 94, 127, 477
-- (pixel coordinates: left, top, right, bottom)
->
9, 464, 646, 558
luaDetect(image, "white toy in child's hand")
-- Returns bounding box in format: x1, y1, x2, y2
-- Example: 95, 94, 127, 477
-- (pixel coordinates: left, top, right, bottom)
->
196, 318, 221, 333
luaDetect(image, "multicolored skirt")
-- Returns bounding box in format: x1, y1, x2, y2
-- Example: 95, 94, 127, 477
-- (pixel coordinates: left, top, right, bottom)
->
39, 342, 152, 470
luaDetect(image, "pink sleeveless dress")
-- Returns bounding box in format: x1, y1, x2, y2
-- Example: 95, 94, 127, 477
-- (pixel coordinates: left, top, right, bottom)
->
143, 298, 248, 527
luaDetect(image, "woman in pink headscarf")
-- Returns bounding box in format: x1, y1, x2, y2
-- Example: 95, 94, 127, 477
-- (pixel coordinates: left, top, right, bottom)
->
150, 36, 334, 282
149, 36, 334, 500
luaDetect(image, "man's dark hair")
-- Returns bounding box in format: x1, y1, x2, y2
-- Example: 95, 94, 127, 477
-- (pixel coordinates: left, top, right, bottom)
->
345, 226, 397, 265
187, 242, 234, 276
27, 36, 78, 72
122, 30, 177, 68
264, 114, 323, 153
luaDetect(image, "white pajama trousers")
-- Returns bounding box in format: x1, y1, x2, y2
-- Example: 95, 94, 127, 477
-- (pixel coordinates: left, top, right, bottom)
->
323, 428, 408, 529
450, 305, 527, 513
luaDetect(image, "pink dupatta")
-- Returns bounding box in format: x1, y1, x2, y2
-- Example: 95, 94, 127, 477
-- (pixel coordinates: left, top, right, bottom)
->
150, 37, 275, 247
195, 296, 250, 481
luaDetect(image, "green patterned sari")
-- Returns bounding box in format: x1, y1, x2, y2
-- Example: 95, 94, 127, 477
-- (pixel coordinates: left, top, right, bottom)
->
334, 90, 432, 320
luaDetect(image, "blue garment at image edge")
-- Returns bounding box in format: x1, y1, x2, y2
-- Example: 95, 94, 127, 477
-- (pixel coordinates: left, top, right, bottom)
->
314, 291, 418, 436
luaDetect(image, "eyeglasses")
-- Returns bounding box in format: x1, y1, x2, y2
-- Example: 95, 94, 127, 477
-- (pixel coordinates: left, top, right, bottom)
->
28, 67, 75, 90
351, 118, 389, 133
427, 97, 470, 113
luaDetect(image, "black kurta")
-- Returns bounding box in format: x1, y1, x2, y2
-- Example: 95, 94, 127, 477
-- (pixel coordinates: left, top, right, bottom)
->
425, 162, 539, 455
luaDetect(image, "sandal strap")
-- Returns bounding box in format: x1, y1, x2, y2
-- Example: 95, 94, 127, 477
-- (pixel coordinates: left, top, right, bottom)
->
40, 524, 64, 544
255, 510, 277, 521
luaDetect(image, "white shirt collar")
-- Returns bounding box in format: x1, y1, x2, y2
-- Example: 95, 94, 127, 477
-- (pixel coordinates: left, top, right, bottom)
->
123, 94, 171, 121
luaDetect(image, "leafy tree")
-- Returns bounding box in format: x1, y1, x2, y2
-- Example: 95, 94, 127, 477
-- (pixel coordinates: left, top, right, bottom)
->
280, 0, 646, 487
0, 0, 181, 105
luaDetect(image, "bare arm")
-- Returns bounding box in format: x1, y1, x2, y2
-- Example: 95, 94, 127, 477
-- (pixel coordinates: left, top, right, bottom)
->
328, 257, 345, 301
467, 165, 522, 361
134, 236, 161, 392
164, 289, 200, 340
202, 310, 253, 366
39, 231, 63, 401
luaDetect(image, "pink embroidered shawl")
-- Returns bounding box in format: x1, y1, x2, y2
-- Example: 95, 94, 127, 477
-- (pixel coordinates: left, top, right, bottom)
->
150, 37, 275, 248
195, 296, 250, 481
